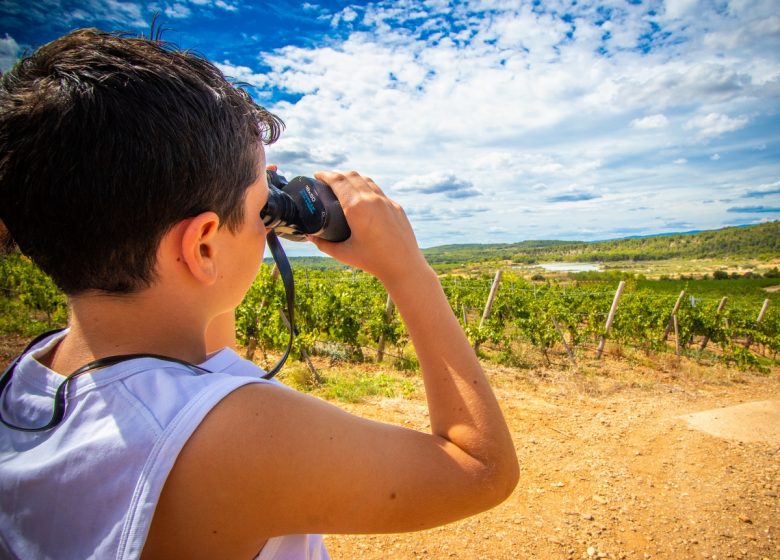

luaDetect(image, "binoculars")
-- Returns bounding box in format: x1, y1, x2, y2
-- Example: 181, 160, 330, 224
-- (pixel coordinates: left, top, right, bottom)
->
260, 170, 351, 242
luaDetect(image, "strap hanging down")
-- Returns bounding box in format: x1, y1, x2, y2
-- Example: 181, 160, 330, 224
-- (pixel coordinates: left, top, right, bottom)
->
262, 230, 295, 379
0, 330, 212, 433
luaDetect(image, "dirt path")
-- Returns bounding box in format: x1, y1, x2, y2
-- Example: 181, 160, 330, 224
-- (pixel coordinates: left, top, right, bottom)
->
680, 400, 780, 446
326, 359, 780, 559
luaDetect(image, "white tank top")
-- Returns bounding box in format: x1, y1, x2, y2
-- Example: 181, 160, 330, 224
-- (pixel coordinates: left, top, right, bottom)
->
0, 331, 329, 560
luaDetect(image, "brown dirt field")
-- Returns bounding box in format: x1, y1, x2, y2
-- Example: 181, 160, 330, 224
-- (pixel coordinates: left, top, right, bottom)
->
325, 355, 780, 560
3, 336, 778, 559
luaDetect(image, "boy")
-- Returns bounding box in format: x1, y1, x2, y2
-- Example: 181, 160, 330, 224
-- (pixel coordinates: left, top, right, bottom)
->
0, 28, 518, 559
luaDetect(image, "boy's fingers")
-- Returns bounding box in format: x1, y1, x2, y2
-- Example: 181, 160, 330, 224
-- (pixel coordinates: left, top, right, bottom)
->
363, 176, 386, 197
315, 170, 382, 198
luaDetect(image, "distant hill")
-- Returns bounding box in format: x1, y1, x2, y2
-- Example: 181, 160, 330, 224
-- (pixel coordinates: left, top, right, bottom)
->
420, 240, 573, 264
421, 222, 779, 265
278, 256, 346, 270
283, 221, 779, 269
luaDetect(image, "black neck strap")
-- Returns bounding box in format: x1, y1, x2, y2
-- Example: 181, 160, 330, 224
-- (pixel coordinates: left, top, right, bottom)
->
0, 331, 213, 433
262, 230, 295, 379
0, 232, 296, 431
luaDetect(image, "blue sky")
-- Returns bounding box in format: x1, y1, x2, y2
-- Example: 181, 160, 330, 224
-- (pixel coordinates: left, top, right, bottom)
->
2, 0, 779, 256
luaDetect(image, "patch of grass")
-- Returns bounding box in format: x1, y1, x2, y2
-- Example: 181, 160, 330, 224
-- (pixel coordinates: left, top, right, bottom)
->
245, 351, 421, 403
318, 368, 418, 403
390, 353, 419, 372
276, 362, 321, 390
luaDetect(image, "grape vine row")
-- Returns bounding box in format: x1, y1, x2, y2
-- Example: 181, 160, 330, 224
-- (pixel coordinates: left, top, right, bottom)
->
237, 266, 779, 372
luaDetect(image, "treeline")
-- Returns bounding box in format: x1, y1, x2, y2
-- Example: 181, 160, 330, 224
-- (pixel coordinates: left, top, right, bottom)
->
274, 222, 778, 270
421, 240, 573, 264
421, 221, 780, 264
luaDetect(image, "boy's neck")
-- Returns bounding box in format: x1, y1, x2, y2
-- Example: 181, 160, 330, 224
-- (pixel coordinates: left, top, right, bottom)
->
44, 288, 212, 375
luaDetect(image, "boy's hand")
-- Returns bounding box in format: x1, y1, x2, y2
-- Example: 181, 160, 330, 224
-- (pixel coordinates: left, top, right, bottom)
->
310, 170, 429, 286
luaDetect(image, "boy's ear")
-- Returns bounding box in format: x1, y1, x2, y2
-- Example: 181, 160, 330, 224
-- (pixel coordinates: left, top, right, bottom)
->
180, 212, 221, 285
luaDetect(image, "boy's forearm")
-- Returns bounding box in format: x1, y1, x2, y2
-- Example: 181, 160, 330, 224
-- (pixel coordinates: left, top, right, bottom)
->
307, 169, 517, 495
384, 264, 517, 476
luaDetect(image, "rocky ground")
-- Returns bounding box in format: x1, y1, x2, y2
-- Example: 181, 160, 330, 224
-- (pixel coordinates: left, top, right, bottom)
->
325, 353, 780, 560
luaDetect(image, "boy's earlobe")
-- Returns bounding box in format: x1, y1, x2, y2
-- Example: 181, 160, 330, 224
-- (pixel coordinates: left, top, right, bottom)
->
180, 212, 221, 285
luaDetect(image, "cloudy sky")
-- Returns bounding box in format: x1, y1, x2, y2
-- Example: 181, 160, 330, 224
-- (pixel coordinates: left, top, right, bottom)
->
2, 0, 779, 256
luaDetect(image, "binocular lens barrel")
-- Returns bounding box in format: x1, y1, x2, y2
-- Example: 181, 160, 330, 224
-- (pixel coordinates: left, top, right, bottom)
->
260, 171, 351, 243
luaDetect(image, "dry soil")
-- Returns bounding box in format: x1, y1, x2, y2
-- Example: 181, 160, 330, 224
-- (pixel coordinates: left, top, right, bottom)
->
325, 355, 780, 560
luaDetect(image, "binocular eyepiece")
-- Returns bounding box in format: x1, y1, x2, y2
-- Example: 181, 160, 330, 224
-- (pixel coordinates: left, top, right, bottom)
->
260, 170, 351, 243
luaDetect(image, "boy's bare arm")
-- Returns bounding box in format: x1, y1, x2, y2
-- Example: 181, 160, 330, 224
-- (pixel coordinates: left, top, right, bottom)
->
144, 171, 518, 558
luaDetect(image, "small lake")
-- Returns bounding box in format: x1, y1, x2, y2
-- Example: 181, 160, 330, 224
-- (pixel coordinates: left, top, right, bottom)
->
537, 262, 602, 272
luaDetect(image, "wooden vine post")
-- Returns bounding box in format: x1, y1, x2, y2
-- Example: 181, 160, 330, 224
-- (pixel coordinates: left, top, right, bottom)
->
595, 280, 626, 360
673, 314, 681, 356
744, 299, 770, 350
662, 290, 686, 342
699, 296, 727, 351
376, 294, 396, 362
480, 270, 503, 327
245, 264, 280, 361
551, 314, 577, 366
474, 270, 503, 351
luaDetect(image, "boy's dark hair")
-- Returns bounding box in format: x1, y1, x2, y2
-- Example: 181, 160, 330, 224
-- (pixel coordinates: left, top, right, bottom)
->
0, 28, 282, 294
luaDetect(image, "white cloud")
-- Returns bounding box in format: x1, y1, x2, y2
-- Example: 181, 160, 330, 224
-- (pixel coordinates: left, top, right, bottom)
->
674, 159, 688, 164
711, 153, 721, 160
267, 137, 348, 169
664, 0, 699, 19
331, 6, 359, 27
631, 114, 669, 130
165, 2, 191, 18
0, 33, 20, 73
70, 0, 147, 27
164, 0, 236, 12
703, 13, 780, 52
341, 7, 358, 23
215, 61, 270, 89
739, 179, 780, 199
214, 0, 238, 11
684, 113, 750, 139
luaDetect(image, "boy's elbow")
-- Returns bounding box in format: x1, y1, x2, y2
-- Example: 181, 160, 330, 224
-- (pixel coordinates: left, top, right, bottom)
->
474, 448, 520, 510
493, 451, 521, 504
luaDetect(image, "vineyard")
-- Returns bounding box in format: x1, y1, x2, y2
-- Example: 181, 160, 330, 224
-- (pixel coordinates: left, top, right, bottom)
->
4, 251, 777, 374
236, 264, 779, 374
